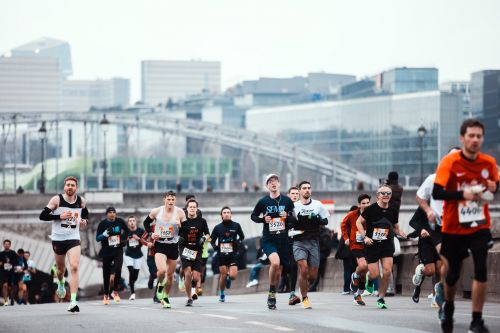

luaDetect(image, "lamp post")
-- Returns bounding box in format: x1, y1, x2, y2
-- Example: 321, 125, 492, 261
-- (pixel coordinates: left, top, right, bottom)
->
417, 125, 427, 185
38, 121, 47, 193
100, 114, 110, 189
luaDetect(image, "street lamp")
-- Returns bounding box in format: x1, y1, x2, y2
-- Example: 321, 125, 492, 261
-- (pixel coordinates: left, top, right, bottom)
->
38, 121, 47, 193
417, 125, 427, 185
100, 114, 110, 189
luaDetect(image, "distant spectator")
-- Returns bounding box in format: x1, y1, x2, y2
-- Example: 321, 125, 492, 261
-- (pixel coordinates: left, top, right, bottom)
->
176, 181, 182, 193
242, 181, 249, 192
16, 186, 24, 194
356, 181, 364, 191
252, 182, 260, 192
246, 247, 270, 288
387, 171, 403, 213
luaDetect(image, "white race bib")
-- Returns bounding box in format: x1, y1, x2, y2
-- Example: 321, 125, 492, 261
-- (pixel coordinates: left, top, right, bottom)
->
3, 263, 12, 271
372, 228, 389, 241
458, 200, 486, 226
108, 235, 120, 247
159, 226, 174, 239
355, 231, 364, 243
269, 218, 286, 234
128, 238, 139, 247
61, 211, 80, 228
182, 247, 198, 260
220, 243, 233, 253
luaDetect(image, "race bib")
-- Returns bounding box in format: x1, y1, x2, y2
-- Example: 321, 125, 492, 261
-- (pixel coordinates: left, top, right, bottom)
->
3, 263, 12, 271
220, 243, 233, 253
182, 247, 198, 260
355, 231, 364, 243
458, 200, 486, 226
61, 211, 79, 228
159, 226, 174, 239
372, 228, 389, 241
128, 238, 139, 247
269, 218, 286, 234
108, 235, 120, 247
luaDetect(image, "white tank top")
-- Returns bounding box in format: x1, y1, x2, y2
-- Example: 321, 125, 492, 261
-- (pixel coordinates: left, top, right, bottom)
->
155, 206, 179, 244
51, 194, 82, 241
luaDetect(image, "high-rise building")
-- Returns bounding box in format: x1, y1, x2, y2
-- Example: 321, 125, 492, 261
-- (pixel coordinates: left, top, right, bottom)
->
141, 60, 221, 105
440, 81, 471, 117
62, 78, 130, 111
381, 67, 438, 94
0, 56, 62, 113
470, 70, 500, 159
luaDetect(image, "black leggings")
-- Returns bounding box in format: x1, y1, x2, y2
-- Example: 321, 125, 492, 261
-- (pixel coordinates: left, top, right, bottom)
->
127, 266, 140, 294
102, 253, 123, 295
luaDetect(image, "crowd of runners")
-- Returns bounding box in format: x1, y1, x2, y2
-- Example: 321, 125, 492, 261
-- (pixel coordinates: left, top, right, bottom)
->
0, 118, 497, 333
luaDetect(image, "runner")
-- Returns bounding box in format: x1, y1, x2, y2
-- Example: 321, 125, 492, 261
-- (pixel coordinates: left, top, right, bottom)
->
39, 176, 89, 312
432, 119, 498, 333
341, 194, 371, 306
124, 215, 146, 301
210, 206, 245, 302
96, 207, 129, 305
144, 191, 186, 309
0, 239, 18, 306
290, 181, 329, 309
251, 174, 295, 310
356, 184, 406, 309
178, 199, 210, 306
22, 251, 37, 305
286, 186, 301, 305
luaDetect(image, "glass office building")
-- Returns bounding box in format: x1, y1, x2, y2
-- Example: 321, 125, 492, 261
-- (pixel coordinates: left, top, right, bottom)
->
246, 91, 463, 185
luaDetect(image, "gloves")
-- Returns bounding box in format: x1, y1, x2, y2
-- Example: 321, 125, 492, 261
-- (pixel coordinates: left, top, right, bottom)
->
102, 229, 110, 238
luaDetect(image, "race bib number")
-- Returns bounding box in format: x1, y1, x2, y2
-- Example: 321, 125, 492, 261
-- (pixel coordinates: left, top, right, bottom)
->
3, 263, 12, 271
269, 218, 286, 234
61, 211, 79, 228
108, 235, 120, 247
159, 226, 174, 239
355, 231, 364, 243
220, 243, 233, 253
458, 200, 486, 226
182, 247, 198, 260
128, 238, 139, 247
372, 228, 389, 241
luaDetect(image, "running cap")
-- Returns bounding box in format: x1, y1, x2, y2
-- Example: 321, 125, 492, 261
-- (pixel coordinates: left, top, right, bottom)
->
265, 173, 279, 184
105, 206, 116, 214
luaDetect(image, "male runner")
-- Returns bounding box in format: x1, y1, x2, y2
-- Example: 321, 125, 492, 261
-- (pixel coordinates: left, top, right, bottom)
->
0, 239, 18, 306
341, 193, 371, 306
179, 199, 210, 306
124, 215, 146, 300
432, 119, 498, 333
211, 206, 245, 302
144, 191, 186, 309
291, 181, 329, 309
356, 184, 406, 309
286, 186, 301, 305
39, 176, 89, 312
96, 207, 129, 304
251, 174, 295, 309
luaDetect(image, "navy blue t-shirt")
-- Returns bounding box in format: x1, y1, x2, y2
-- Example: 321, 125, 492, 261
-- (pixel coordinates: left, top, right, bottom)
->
251, 194, 295, 239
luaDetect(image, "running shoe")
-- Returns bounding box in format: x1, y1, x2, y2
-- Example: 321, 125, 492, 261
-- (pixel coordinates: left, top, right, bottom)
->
431, 299, 439, 308
302, 297, 312, 309
288, 294, 300, 305
161, 296, 171, 309
246, 279, 259, 288
350, 273, 361, 293
439, 301, 454, 333
412, 264, 424, 286
111, 291, 120, 303
353, 294, 366, 306
361, 290, 372, 297
195, 287, 203, 296
102, 295, 110, 305
341, 291, 350, 295
468, 319, 490, 333
412, 285, 421, 303
3, 298, 10, 306
192, 290, 198, 301
226, 275, 232, 289
219, 293, 225, 302
185, 299, 193, 307
156, 282, 166, 301
153, 294, 161, 303
129, 293, 136, 301
376, 298, 387, 309
178, 276, 185, 292
267, 291, 277, 310
67, 301, 80, 313
434, 282, 444, 312
56, 281, 66, 299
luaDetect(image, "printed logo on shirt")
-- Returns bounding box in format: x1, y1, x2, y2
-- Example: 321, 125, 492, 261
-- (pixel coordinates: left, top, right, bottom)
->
481, 169, 489, 179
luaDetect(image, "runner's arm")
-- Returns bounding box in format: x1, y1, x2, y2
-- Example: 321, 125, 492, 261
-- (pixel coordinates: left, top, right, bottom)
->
143, 209, 157, 233
39, 195, 61, 220
250, 202, 265, 223
237, 224, 245, 241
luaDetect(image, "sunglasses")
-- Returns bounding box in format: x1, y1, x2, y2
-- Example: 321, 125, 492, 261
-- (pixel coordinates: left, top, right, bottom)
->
377, 191, 392, 196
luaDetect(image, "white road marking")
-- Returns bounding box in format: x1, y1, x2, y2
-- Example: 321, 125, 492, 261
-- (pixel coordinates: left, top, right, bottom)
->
202, 314, 238, 320
245, 321, 294, 332
172, 310, 195, 314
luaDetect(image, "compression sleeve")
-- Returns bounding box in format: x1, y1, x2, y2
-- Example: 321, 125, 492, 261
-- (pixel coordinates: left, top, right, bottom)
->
432, 183, 464, 201
81, 207, 89, 219
39, 207, 59, 221
143, 215, 154, 233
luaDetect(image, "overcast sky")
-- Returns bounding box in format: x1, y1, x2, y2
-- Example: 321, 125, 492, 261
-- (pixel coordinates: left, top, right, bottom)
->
2, 0, 500, 102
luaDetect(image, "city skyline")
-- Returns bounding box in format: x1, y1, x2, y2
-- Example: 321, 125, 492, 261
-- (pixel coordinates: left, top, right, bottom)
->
2, 0, 500, 103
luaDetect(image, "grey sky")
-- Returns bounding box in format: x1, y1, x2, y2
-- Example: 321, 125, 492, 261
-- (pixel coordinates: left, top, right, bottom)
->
2, 0, 500, 103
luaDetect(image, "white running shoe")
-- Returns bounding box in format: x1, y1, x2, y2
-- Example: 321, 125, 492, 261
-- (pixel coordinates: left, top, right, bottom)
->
56, 281, 66, 299
412, 264, 424, 286
129, 293, 136, 300
246, 279, 259, 288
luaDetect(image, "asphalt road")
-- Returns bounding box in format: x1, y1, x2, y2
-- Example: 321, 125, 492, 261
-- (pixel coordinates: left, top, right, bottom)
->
1, 292, 499, 333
